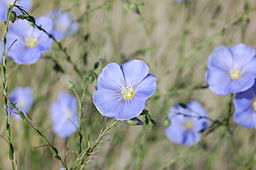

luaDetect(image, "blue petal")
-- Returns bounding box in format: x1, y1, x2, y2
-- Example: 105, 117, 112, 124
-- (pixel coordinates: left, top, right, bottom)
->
231, 44, 255, 68
0, 5, 7, 21
93, 89, 145, 120
207, 46, 233, 71
121, 60, 149, 85
165, 122, 185, 145
234, 86, 254, 112
68, 22, 79, 36
115, 97, 145, 120
18, 0, 32, 11
233, 108, 256, 128
9, 45, 42, 64
186, 101, 207, 117
229, 74, 255, 94
166, 120, 201, 146
10, 19, 33, 37
135, 74, 157, 100
50, 93, 77, 123
53, 119, 78, 138
242, 57, 256, 75
36, 16, 53, 33
206, 69, 231, 95
181, 131, 201, 146
97, 63, 125, 90
93, 89, 122, 118
37, 33, 53, 51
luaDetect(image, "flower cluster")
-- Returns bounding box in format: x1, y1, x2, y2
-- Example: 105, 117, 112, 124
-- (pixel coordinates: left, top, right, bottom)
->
207, 43, 256, 128
3, 0, 256, 152
0, 1, 78, 64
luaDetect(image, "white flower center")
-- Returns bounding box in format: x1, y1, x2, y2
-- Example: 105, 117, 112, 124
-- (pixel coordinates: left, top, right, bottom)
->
56, 22, 69, 31
18, 99, 26, 109
184, 120, 194, 130
25, 35, 38, 48
65, 108, 72, 120
121, 87, 135, 100
229, 68, 241, 79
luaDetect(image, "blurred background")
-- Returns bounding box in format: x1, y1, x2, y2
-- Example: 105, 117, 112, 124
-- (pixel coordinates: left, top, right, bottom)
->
1, 0, 256, 169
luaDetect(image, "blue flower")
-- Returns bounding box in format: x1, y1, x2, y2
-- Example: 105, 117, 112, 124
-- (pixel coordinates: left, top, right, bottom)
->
50, 92, 79, 138
165, 101, 209, 146
0, 0, 32, 21
47, 9, 78, 41
93, 59, 157, 120
206, 44, 256, 95
6, 16, 53, 64
233, 83, 256, 128
8, 87, 34, 120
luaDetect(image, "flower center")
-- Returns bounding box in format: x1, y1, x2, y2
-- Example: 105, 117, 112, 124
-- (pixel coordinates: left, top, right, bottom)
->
25, 36, 38, 48
229, 69, 241, 79
184, 121, 194, 130
121, 87, 135, 100
56, 22, 69, 31
18, 99, 26, 109
252, 99, 256, 110
65, 108, 72, 120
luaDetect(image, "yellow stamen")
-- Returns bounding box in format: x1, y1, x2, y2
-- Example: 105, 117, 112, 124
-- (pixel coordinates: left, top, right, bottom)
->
230, 69, 241, 79
122, 87, 135, 100
25, 38, 38, 48
253, 99, 256, 110
184, 121, 194, 130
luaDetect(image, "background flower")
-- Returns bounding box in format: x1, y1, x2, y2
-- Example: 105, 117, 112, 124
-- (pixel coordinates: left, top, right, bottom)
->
50, 92, 79, 138
165, 101, 209, 146
0, 0, 32, 21
233, 83, 256, 128
93, 59, 157, 120
8, 86, 34, 120
6, 16, 53, 64
206, 44, 256, 95
47, 9, 79, 41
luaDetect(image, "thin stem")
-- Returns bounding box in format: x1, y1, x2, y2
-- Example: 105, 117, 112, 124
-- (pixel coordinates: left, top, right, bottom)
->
7, 99, 68, 169
15, 6, 83, 77
1, 1, 18, 170
71, 119, 118, 168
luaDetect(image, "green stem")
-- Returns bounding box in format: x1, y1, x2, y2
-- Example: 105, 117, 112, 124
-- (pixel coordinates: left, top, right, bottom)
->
7, 100, 68, 169
1, 1, 18, 170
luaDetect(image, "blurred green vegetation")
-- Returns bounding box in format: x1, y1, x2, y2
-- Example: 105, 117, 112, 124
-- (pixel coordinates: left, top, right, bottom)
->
1, 0, 256, 169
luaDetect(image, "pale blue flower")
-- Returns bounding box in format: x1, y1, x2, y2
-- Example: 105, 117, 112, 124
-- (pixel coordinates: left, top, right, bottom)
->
206, 44, 256, 95
8, 86, 34, 120
93, 60, 157, 120
165, 101, 209, 146
6, 16, 53, 64
50, 93, 79, 138
47, 9, 78, 41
